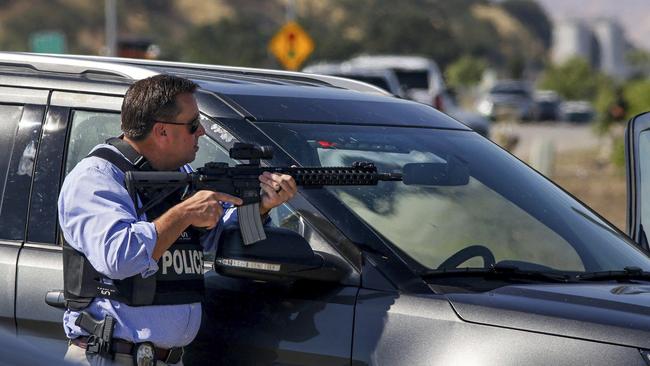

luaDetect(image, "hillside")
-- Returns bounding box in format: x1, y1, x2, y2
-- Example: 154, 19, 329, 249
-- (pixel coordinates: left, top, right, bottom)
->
0, 0, 551, 73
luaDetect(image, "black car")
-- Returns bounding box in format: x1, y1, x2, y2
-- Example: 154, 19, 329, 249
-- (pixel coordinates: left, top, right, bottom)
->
534, 90, 562, 121
3, 52, 650, 365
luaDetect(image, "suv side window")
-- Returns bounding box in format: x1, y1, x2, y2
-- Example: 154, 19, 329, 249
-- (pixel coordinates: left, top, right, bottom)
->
0, 105, 27, 240
191, 116, 232, 167
64, 110, 121, 175
0, 105, 23, 176
30, 92, 122, 245
66, 113, 229, 173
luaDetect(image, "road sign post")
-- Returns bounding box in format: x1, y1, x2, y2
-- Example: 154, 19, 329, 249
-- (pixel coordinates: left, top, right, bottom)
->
268, 21, 314, 71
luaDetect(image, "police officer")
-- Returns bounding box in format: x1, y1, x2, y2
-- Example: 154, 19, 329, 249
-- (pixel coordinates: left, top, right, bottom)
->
58, 75, 297, 365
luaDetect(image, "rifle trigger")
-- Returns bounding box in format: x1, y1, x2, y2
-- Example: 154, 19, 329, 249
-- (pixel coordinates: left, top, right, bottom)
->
180, 185, 192, 200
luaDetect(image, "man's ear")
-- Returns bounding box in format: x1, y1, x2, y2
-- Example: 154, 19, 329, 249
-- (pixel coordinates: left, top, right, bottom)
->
151, 122, 167, 138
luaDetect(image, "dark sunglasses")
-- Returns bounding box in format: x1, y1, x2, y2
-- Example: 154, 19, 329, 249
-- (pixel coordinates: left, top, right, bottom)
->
156, 115, 201, 134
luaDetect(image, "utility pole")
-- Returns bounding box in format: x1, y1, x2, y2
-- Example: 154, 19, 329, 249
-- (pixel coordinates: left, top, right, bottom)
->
105, 0, 117, 56
286, 0, 296, 22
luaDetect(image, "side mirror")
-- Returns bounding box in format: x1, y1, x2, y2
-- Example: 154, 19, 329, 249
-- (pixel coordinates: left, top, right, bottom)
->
214, 226, 350, 283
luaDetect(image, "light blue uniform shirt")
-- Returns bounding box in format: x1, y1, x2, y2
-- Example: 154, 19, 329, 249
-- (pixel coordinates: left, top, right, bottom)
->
58, 144, 236, 348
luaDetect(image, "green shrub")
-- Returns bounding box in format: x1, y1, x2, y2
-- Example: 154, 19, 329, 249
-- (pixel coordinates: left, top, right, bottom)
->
445, 56, 487, 89
623, 79, 650, 119
538, 57, 606, 101
611, 137, 626, 169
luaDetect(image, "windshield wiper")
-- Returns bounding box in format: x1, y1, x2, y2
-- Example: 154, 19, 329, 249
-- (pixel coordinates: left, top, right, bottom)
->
420, 263, 571, 283
575, 266, 650, 282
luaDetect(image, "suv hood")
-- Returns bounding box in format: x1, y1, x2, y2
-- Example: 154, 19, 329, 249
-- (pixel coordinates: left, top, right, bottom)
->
446, 283, 650, 349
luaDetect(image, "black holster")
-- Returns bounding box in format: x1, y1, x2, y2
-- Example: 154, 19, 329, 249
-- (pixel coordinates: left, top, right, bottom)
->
75, 311, 116, 358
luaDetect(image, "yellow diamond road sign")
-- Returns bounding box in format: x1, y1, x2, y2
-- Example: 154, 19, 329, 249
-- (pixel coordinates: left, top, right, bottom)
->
269, 21, 314, 71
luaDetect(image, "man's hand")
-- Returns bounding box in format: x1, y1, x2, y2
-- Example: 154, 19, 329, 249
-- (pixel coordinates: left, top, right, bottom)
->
259, 172, 297, 215
152, 190, 242, 260
181, 190, 243, 230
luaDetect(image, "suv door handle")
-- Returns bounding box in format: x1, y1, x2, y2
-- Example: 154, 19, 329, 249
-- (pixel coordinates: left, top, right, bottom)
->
45, 290, 66, 309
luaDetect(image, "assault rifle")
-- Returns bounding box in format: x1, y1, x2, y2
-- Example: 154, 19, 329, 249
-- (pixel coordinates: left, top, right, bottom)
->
125, 143, 403, 244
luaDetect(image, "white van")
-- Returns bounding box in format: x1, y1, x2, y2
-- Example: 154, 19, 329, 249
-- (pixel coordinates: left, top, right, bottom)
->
347, 54, 490, 136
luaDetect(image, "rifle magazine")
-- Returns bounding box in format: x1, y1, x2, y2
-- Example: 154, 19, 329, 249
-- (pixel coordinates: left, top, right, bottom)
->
238, 203, 266, 245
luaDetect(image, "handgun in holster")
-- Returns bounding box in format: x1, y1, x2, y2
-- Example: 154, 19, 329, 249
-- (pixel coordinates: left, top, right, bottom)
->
75, 311, 116, 358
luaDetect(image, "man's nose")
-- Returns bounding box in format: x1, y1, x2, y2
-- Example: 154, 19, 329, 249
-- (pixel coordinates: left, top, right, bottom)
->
196, 123, 206, 137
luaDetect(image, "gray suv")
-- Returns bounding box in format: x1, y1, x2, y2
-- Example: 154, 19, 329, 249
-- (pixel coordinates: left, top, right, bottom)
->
2, 52, 650, 365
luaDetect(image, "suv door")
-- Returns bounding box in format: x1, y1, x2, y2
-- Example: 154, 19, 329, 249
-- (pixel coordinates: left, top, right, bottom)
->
626, 111, 650, 249
15, 91, 122, 357
0, 86, 47, 334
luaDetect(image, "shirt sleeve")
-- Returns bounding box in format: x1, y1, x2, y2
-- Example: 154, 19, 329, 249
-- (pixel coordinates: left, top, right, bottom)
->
58, 159, 159, 280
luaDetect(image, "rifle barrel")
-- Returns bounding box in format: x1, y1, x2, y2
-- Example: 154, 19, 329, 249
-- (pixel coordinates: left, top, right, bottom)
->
263, 165, 402, 186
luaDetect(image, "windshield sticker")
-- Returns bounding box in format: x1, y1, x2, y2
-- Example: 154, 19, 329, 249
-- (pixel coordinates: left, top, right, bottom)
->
211, 124, 235, 143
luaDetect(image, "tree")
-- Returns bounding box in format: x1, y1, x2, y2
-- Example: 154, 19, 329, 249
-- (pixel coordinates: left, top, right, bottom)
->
626, 49, 650, 79
178, 13, 277, 67
301, 0, 463, 69
471, 2, 546, 78
0, 1, 104, 53
592, 81, 618, 134
538, 57, 605, 101
623, 79, 650, 120
500, 0, 552, 50
445, 55, 487, 88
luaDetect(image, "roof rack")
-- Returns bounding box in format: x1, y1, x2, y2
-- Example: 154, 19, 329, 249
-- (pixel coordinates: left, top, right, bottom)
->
0, 52, 157, 80
37, 54, 390, 96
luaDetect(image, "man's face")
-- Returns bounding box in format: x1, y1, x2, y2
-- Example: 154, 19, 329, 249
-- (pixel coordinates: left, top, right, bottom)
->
161, 92, 205, 168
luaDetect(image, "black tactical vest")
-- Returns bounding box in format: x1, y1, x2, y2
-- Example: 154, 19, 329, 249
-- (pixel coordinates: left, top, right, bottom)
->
63, 138, 205, 311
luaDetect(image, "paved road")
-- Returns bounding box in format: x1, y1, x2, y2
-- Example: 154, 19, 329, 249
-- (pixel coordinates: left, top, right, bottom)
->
491, 122, 602, 158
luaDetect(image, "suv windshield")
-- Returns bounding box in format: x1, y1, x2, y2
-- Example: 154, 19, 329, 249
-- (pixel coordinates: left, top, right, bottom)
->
255, 123, 650, 274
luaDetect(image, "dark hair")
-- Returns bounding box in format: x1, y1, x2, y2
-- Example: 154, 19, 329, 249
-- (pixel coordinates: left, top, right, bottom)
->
121, 74, 198, 140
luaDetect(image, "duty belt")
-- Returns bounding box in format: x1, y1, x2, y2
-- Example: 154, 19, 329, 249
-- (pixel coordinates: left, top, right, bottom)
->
74, 311, 184, 365
71, 336, 184, 364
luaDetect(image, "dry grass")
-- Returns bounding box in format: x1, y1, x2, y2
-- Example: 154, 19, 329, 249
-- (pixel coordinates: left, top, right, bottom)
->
492, 122, 628, 232
550, 148, 627, 231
